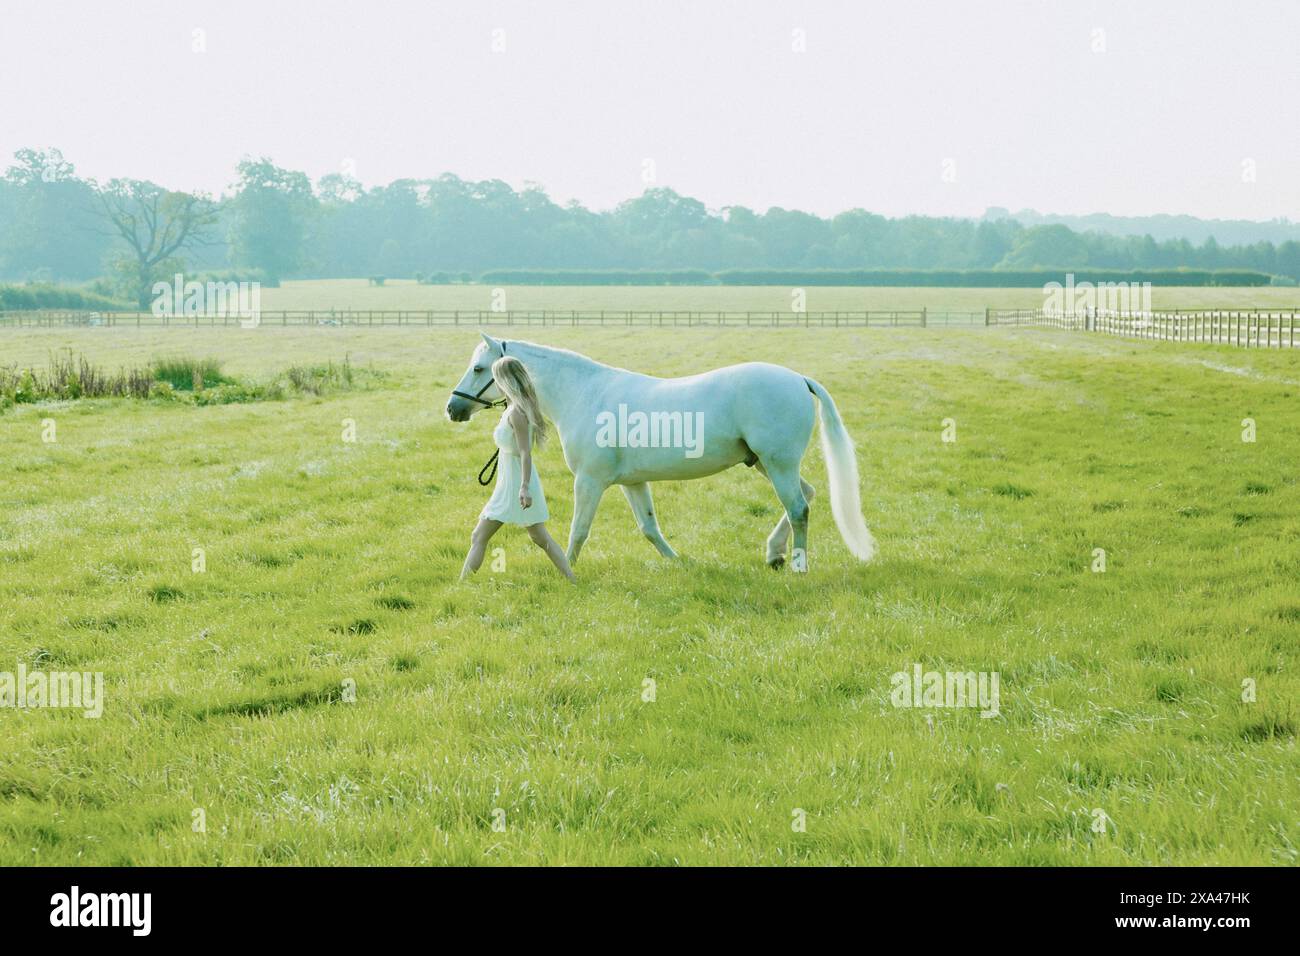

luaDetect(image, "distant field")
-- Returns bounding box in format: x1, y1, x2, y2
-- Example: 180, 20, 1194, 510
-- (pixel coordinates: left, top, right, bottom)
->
1, 323, 1297, 864
259, 280, 1300, 314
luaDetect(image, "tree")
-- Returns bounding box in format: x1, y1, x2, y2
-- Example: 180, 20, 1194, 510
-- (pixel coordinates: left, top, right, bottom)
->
228, 158, 317, 282
999, 224, 1091, 269
971, 220, 1016, 268
96, 179, 217, 307
0, 148, 109, 280
1198, 236, 1222, 270
1276, 241, 1300, 282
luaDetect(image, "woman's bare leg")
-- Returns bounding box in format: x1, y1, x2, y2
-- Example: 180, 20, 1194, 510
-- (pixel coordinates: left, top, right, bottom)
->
461, 518, 504, 580
526, 523, 577, 582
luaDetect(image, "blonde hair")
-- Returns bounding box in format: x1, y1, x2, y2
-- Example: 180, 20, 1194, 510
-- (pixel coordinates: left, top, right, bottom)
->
491, 356, 547, 447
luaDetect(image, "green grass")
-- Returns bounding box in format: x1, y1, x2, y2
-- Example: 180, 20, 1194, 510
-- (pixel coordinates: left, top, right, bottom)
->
150, 356, 231, 391
0, 323, 1296, 865
2, 350, 373, 409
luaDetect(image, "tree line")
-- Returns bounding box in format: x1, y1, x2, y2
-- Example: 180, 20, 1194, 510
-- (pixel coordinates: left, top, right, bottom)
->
474, 268, 1270, 287
1, 148, 1297, 308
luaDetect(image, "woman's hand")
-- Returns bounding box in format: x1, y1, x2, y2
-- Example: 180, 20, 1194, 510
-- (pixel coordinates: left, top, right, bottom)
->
519, 485, 532, 509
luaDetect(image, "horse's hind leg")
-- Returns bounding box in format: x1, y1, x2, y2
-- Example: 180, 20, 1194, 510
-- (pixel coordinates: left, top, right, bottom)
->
760, 461, 812, 572
621, 482, 678, 559
755, 463, 814, 569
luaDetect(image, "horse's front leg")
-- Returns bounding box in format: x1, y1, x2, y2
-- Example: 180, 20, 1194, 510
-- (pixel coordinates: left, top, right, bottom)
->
567, 473, 608, 565
621, 482, 678, 559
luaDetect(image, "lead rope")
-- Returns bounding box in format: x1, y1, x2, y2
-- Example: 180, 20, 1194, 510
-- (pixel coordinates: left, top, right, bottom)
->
477, 399, 509, 485
477, 448, 499, 486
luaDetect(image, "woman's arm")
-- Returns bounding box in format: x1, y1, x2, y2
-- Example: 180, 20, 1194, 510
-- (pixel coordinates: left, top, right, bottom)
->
510, 407, 533, 509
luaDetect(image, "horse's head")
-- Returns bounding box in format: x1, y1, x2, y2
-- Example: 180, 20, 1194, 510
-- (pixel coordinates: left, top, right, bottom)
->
445, 332, 507, 422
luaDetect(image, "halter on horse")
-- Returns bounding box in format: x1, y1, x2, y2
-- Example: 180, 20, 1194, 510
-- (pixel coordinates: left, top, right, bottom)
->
450, 342, 508, 485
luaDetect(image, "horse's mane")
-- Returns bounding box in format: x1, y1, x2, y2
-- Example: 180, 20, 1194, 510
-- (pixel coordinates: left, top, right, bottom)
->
507, 339, 617, 373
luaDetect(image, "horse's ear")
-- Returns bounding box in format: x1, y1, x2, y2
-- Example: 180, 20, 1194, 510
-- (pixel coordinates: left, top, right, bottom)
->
480, 332, 502, 353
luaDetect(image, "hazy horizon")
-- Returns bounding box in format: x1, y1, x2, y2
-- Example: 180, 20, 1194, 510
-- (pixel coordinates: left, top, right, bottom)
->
3, 0, 1298, 222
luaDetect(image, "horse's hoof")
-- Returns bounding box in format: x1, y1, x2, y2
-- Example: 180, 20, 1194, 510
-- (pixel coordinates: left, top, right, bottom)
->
791, 549, 808, 573
767, 555, 785, 570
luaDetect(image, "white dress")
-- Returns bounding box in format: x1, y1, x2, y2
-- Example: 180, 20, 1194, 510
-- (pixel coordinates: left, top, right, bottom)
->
479, 409, 549, 526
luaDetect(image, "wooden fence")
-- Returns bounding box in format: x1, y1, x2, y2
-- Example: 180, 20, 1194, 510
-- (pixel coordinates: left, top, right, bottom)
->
0, 308, 977, 329
988, 308, 1300, 348
1, 306, 1296, 347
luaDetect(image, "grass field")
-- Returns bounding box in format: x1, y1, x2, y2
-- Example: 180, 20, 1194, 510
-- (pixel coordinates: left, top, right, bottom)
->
1, 318, 1297, 865
257, 279, 1300, 314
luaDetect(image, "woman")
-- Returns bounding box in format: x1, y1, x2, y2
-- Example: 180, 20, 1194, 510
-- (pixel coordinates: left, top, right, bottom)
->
460, 356, 576, 582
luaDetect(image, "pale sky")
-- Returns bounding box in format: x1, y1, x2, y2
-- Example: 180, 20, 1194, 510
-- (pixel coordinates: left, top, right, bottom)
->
2, 0, 1298, 220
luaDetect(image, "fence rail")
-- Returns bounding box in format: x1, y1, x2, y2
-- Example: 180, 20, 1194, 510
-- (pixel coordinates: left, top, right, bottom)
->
1, 307, 1297, 346
0, 308, 973, 328
990, 308, 1300, 348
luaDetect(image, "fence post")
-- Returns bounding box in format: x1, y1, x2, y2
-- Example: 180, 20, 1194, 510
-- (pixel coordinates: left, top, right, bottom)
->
984, 307, 990, 327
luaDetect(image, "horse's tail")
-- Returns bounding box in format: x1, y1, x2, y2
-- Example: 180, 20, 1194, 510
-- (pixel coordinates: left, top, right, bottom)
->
804, 377, 877, 562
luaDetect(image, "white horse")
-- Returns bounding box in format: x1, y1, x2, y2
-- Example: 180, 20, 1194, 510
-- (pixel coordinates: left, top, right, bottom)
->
446, 333, 876, 572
